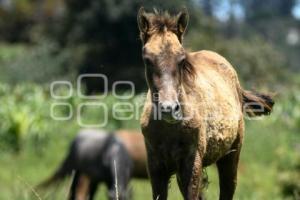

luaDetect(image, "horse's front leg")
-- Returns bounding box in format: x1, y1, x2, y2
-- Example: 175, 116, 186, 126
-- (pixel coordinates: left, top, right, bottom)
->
176, 150, 203, 200
69, 172, 80, 200
69, 172, 90, 200
147, 153, 171, 200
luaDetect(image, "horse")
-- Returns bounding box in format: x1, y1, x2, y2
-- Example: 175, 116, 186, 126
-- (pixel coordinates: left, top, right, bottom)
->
38, 129, 147, 200
137, 8, 274, 200
116, 130, 148, 178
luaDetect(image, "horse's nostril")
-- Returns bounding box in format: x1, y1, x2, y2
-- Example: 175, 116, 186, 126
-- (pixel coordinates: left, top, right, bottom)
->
174, 104, 180, 112
160, 102, 172, 113
160, 102, 181, 114
159, 101, 182, 122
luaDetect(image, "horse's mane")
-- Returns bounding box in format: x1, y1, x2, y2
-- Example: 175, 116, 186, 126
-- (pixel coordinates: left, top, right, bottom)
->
146, 9, 179, 34
182, 53, 196, 89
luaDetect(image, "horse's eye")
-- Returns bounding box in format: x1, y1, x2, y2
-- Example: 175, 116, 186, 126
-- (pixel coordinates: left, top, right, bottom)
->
178, 58, 186, 67
144, 58, 153, 67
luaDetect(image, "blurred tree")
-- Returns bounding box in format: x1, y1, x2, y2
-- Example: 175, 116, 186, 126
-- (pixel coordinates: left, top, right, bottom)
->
53, 0, 201, 93
0, 0, 32, 42
200, 0, 213, 17
241, 0, 296, 23
0, 0, 64, 42
0, 0, 294, 92
235, 0, 300, 72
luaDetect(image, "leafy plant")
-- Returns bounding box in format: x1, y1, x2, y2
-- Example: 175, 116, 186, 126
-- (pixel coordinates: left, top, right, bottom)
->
0, 83, 51, 152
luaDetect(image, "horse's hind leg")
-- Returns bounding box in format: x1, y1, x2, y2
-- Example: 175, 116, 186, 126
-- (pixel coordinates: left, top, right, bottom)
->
216, 131, 243, 200
69, 172, 91, 200
76, 174, 91, 200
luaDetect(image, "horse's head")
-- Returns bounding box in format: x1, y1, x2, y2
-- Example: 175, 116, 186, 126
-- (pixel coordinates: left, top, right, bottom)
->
138, 8, 190, 123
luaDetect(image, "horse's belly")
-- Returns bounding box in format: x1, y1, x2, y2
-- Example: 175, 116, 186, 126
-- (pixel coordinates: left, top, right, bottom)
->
203, 121, 239, 166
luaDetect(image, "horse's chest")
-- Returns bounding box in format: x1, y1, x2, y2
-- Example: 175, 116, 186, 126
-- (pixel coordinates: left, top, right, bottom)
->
149, 134, 196, 164
161, 140, 193, 158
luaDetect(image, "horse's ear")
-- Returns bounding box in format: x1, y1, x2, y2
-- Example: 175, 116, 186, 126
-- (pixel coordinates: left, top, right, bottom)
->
137, 7, 150, 42
176, 8, 189, 41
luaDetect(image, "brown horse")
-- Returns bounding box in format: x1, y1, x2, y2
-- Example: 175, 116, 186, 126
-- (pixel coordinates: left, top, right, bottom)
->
138, 8, 274, 200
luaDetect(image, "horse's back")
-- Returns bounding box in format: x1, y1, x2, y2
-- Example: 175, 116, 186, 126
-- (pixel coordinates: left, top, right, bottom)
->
189, 50, 239, 83
190, 50, 231, 65
73, 129, 117, 178
75, 129, 111, 159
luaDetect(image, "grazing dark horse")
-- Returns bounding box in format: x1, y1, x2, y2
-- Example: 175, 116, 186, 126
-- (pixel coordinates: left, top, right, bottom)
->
39, 129, 148, 200
138, 8, 274, 200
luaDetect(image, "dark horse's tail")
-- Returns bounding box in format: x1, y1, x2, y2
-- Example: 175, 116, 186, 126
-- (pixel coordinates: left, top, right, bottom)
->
241, 89, 275, 117
37, 152, 73, 188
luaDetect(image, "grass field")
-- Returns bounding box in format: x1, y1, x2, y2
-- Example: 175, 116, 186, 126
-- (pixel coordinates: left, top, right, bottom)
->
0, 117, 298, 200
0, 83, 299, 200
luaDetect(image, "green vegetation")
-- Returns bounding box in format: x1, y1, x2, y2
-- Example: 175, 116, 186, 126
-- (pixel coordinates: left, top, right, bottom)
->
0, 83, 299, 199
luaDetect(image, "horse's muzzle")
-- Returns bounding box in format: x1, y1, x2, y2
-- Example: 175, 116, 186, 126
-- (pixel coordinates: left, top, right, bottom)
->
159, 101, 182, 123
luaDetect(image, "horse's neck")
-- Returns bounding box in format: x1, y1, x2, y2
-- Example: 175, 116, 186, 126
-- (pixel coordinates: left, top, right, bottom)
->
179, 84, 196, 104
179, 86, 200, 128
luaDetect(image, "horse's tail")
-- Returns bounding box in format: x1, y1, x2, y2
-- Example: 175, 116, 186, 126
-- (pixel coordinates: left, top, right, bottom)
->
241, 89, 275, 117
37, 152, 73, 188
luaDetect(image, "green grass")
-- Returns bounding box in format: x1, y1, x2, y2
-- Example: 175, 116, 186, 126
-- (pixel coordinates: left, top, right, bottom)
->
0, 83, 299, 199
0, 118, 298, 200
